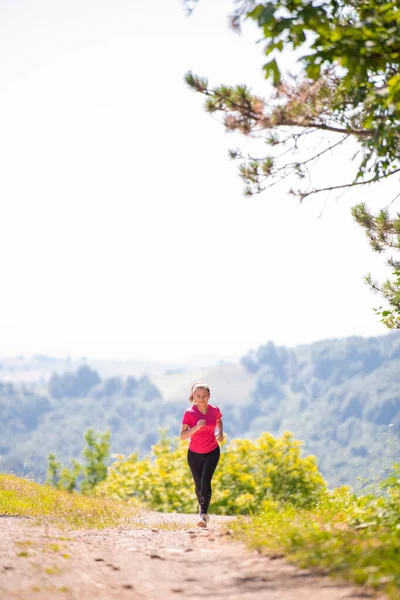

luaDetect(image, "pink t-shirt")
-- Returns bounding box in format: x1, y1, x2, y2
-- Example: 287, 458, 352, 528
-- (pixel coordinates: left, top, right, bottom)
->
182, 404, 222, 454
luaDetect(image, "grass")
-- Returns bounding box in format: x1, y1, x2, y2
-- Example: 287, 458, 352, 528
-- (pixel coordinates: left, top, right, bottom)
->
44, 565, 62, 575
0, 473, 192, 532
0, 473, 138, 529
233, 486, 400, 599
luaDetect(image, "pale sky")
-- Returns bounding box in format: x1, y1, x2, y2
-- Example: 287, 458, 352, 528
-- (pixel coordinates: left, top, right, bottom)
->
0, 0, 398, 364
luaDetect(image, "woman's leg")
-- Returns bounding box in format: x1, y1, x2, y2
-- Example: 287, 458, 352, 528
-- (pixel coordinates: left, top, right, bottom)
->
199, 445, 220, 515
187, 449, 204, 506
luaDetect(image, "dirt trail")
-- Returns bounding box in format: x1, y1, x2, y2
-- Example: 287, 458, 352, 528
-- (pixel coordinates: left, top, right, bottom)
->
0, 512, 380, 600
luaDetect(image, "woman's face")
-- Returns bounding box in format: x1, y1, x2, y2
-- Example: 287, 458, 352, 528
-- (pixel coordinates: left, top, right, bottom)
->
193, 388, 210, 409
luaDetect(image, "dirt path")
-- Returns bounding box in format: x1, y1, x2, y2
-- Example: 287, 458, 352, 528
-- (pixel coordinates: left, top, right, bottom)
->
0, 512, 380, 600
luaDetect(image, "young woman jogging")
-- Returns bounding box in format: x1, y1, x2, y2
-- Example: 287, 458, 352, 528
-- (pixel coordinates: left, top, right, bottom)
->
180, 383, 224, 528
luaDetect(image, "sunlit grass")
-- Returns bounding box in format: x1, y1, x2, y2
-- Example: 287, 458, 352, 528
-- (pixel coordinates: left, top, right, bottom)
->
0, 473, 138, 529
233, 489, 400, 600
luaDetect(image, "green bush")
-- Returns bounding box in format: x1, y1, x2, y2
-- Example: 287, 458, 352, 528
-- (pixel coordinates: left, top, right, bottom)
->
46, 428, 110, 494
98, 431, 326, 514
233, 466, 400, 597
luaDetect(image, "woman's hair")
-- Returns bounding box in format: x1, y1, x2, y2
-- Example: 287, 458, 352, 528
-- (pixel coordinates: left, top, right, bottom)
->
189, 382, 211, 403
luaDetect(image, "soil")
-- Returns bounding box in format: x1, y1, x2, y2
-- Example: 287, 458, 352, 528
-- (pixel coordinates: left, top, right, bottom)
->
0, 512, 382, 600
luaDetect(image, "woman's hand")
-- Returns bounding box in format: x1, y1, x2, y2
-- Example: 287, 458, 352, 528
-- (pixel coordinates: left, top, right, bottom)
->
215, 418, 224, 442
180, 421, 205, 440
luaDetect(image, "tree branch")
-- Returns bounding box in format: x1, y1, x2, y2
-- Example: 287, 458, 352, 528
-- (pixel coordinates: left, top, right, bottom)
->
297, 167, 400, 202
207, 88, 374, 138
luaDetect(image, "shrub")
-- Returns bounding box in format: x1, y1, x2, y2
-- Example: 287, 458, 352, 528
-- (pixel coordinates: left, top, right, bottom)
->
46, 428, 110, 494
98, 431, 326, 514
234, 466, 400, 595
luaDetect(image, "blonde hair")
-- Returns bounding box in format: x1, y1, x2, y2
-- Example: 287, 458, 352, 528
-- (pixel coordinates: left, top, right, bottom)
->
189, 382, 211, 403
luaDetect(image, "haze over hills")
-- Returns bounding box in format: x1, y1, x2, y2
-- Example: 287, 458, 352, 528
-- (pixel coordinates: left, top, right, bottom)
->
1, 331, 399, 489
0, 354, 259, 407
0, 355, 221, 384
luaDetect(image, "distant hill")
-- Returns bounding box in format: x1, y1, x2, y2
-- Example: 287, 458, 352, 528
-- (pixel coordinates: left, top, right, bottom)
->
0, 332, 399, 488
0, 355, 212, 384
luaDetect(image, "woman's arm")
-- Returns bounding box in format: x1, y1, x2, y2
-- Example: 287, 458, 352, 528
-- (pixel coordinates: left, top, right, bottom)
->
215, 419, 224, 442
180, 421, 205, 441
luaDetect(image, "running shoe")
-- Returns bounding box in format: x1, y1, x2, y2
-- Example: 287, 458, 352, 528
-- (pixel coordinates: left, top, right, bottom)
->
197, 513, 208, 528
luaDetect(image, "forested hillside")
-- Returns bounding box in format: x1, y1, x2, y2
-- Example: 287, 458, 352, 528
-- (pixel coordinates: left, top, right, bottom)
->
1, 332, 399, 487
239, 333, 400, 486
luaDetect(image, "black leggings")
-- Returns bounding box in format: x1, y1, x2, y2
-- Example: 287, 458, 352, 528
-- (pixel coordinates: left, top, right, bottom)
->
187, 445, 220, 515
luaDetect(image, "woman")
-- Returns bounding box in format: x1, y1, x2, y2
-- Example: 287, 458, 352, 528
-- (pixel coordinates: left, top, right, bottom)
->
180, 383, 224, 528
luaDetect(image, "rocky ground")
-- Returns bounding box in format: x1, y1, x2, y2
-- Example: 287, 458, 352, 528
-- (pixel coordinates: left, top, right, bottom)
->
0, 512, 381, 600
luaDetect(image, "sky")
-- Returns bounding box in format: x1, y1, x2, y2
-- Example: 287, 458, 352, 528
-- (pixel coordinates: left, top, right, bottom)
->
0, 0, 399, 364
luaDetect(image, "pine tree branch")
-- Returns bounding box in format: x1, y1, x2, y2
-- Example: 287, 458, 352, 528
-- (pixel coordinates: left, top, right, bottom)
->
241, 134, 349, 168
297, 167, 400, 202
280, 135, 350, 170
203, 87, 375, 139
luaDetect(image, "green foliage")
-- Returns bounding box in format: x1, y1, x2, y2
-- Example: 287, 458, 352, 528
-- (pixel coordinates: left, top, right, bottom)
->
241, 336, 400, 487
352, 203, 400, 329
247, 0, 400, 165
98, 431, 326, 514
185, 0, 400, 325
372, 270, 400, 329
46, 428, 110, 494
1, 337, 399, 490
46, 453, 61, 489
80, 428, 110, 493
234, 466, 400, 597
100, 434, 192, 512
0, 370, 165, 482
0, 473, 136, 529
59, 460, 82, 494
187, 0, 400, 192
